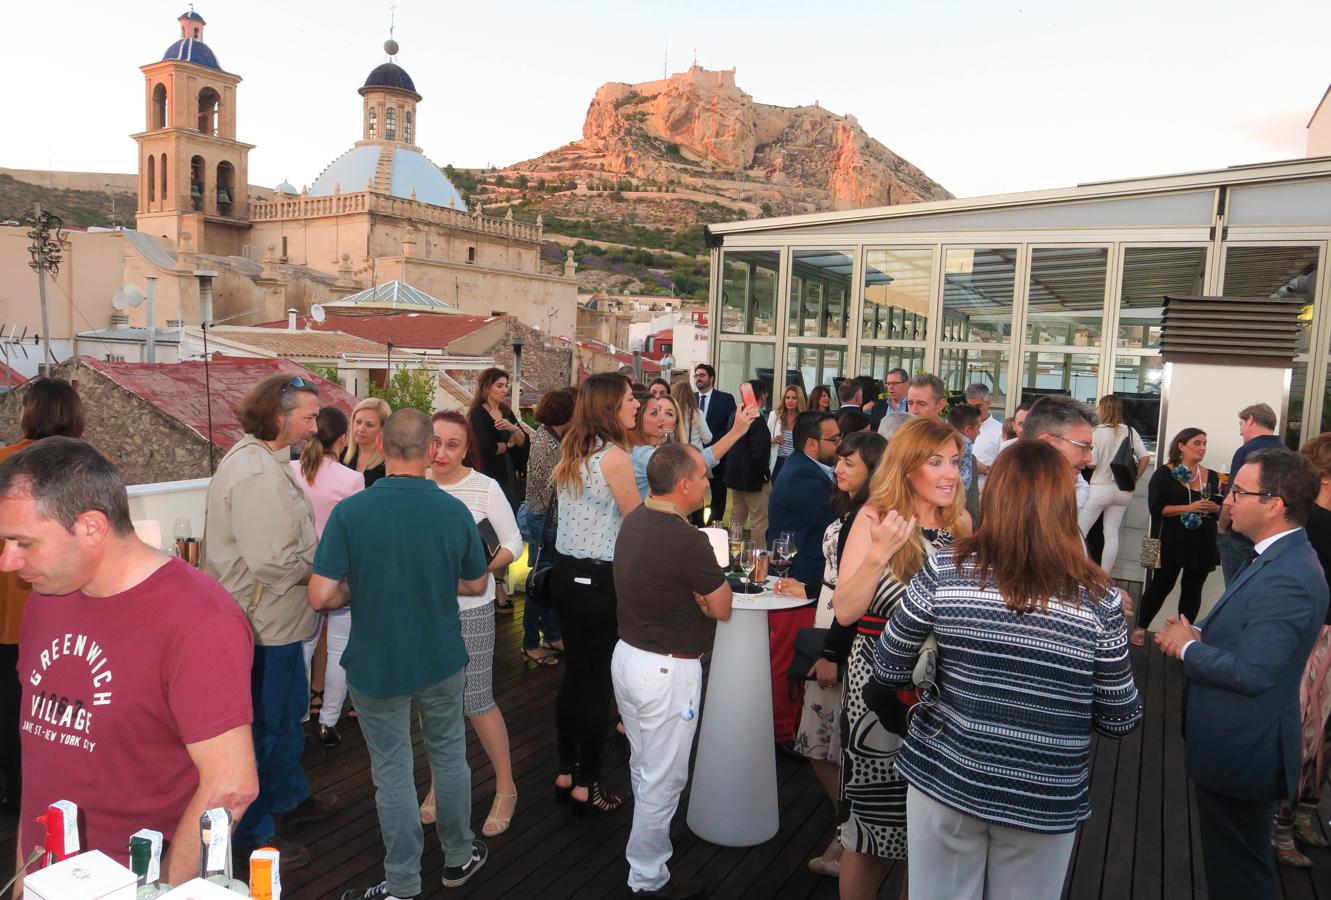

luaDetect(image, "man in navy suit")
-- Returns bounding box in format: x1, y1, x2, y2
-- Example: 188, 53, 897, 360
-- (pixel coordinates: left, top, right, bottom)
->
766, 410, 839, 751
1157, 448, 1328, 900
694, 364, 736, 526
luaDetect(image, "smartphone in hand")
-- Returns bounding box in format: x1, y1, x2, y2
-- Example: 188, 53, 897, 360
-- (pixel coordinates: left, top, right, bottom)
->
739, 382, 757, 410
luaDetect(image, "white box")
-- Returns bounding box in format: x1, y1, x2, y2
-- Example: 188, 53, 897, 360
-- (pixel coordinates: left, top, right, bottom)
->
161, 878, 249, 898
24, 849, 137, 900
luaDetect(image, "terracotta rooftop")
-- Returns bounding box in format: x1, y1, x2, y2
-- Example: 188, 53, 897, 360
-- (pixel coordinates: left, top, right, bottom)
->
0, 362, 27, 390
555, 336, 663, 372
206, 326, 412, 359
76, 356, 357, 451
256, 312, 505, 352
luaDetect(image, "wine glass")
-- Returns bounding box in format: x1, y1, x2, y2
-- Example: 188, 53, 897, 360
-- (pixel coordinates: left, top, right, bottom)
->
739, 541, 758, 585
769, 536, 793, 580
1200, 482, 1212, 502
173, 517, 193, 562
728, 522, 745, 575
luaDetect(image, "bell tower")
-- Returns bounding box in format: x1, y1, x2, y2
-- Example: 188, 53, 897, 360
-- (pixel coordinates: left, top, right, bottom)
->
132, 7, 255, 255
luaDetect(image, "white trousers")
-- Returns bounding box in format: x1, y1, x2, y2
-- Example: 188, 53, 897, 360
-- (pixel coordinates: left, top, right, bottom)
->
906, 786, 1076, 900
1078, 483, 1134, 574
303, 610, 351, 728
611, 640, 702, 893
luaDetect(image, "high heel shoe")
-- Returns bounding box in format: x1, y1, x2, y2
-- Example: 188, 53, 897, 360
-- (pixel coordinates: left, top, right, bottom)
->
554, 770, 573, 805
483, 791, 518, 837
570, 783, 623, 818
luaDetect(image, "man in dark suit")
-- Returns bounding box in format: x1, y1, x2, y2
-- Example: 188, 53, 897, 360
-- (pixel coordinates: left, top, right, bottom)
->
694, 364, 736, 526
1157, 448, 1328, 900
724, 380, 772, 547
765, 410, 839, 752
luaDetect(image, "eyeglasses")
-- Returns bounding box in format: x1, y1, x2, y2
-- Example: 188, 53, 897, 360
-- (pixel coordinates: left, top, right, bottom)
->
1053, 434, 1093, 454
282, 375, 307, 391
886, 379, 906, 387
1229, 484, 1273, 501
820, 433, 842, 444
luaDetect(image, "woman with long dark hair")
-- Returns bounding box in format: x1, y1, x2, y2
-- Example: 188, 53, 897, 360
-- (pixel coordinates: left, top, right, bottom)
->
550, 374, 641, 815
873, 440, 1141, 898
786, 431, 886, 878
808, 384, 833, 414
1131, 427, 1220, 646
423, 411, 525, 836
832, 417, 970, 899
291, 406, 363, 746
469, 368, 528, 613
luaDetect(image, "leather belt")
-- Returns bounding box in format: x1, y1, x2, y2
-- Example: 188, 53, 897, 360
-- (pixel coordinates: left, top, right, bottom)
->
666, 652, 703, 660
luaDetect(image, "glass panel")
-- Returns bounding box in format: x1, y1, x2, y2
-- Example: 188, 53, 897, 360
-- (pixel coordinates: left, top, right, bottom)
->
718, 340, 777, 401
1025, 247, 1108, 346
1223, 246, 1320, 354
720, 250, 780, 335
788, 250, 853, 338
786, 343, 846, 396
940, 349, 1009, 418
942, 248, 1017, 343
1021, 352, 1100, 407
863, 249, 932, 341
1111, 356, 1163, 451
1117, 247, 1207, 349
859, 346, 927, 381
1286, 360, 1307, 450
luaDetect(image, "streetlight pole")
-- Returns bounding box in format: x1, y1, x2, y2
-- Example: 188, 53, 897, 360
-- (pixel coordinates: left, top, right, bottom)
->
23, 203, 66, 376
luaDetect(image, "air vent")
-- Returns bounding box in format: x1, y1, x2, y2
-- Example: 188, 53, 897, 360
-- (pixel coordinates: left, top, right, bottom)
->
1160, 294, 1305, 363
110, 314, 130, 327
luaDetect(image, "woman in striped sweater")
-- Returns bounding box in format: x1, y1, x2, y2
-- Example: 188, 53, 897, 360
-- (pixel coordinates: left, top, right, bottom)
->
873, 439, 1142, 900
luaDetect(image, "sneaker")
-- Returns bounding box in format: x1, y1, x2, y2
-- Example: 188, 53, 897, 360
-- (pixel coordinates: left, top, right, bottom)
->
340, 882, 419, 900
441, 839, 488, 888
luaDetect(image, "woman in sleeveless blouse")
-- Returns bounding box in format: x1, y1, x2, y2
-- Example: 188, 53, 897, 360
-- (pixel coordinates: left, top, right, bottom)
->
831, 417, 971, 899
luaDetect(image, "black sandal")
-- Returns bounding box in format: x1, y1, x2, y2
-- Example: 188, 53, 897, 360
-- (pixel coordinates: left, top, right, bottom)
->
309, 690, 324, 714
522, 647, 560, 667
571, 783, 623, 818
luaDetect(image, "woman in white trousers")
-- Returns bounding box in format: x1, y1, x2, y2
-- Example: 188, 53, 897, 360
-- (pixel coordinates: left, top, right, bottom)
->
1079, 395, 1150, 573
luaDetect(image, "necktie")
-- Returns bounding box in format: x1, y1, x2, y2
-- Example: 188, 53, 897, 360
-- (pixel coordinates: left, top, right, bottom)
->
699, 392, 707, 413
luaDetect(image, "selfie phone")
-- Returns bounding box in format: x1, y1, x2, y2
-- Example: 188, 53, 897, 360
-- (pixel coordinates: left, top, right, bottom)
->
740, 382, 757, 410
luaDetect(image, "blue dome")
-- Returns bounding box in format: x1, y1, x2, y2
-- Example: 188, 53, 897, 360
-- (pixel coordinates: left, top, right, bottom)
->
163, 37, 221, 70
179, 9, 206, 24
310, 146, 467, 211
362, 62, 417, 95
275, 180, 297, 195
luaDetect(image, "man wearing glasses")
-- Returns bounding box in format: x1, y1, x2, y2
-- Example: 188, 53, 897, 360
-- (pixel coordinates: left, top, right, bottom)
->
1155, 449, 1327, 900
767, 411, 839, 754
1023, 395, 1095, 512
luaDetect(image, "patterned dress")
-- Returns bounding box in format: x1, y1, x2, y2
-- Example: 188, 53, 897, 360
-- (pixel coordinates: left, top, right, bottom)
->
838, 527, 952, 858
793, 517, 845, 762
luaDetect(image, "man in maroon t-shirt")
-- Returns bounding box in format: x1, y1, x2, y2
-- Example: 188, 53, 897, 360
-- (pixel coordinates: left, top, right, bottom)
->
0, 438, 257, 890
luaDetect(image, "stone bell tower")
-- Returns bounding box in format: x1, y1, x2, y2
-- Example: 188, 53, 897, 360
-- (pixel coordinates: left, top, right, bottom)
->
132, 7, 254, 255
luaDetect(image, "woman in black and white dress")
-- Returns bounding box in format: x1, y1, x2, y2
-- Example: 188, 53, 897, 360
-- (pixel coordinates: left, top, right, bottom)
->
832, 417, 970, 899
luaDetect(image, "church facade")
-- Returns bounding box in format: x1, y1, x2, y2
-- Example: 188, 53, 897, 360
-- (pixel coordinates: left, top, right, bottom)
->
129, 9, 577, 336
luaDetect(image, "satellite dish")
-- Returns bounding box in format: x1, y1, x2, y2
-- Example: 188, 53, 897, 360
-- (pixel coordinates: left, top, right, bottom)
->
310, 304, 327, 324
112, 285, 145, 311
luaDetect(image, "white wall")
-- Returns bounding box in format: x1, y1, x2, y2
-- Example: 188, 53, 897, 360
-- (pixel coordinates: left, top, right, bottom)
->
127, 478, 209, 548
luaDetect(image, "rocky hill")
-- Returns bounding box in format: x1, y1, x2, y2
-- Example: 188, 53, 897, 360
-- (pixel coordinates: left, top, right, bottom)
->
483, 66, 951, 227
0, 174, 135, 228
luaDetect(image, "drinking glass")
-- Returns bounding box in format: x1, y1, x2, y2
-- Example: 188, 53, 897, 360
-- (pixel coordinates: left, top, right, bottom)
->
739, 541, 758, 582
173, 517, 192, 542
1200, 482, 1212, 502
768, 537, 792, 579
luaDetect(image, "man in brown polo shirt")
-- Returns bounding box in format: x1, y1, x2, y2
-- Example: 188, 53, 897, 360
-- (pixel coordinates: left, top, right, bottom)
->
612, 443, 733, 899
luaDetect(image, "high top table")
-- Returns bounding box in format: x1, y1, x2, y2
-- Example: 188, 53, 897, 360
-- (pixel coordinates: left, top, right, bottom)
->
687, 586, 812, 847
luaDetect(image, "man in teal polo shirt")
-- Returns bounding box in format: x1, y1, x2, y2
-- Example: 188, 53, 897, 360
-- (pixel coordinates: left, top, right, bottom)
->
310, 409, 489, 900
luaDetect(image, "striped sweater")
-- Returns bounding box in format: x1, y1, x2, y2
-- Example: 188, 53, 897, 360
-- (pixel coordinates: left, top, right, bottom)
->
872, 547, 1142, 833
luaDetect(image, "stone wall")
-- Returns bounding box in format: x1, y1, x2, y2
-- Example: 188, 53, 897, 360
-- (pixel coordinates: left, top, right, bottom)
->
493, 319, 572, 397
0, 359, 215, 485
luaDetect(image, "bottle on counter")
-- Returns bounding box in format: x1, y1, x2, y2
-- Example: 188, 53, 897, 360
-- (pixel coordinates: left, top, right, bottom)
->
198, 807, 250, 895
129, 829, 168, 898
249, 847, 280, 900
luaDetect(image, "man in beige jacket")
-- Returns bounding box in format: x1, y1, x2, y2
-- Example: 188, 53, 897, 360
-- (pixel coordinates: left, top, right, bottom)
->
204, 373, 333, 868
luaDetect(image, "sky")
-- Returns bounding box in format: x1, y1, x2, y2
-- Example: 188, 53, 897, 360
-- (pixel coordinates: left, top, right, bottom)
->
5, 0, 1329, 201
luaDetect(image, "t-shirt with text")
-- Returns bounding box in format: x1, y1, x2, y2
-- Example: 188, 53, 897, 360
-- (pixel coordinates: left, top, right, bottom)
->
19, 558, 254, 867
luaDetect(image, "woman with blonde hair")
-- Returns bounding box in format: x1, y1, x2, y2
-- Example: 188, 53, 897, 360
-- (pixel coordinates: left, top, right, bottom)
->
1079, 394, 1150, 573
873, 440, 1140, 898
1274, 433, 1331, 865
628, 392, 756, 498
671, 380, 711, 452
342, 397, 391, 487
769, 383, 807, 481
832, 416, 970, 899
550, 373, 642, 815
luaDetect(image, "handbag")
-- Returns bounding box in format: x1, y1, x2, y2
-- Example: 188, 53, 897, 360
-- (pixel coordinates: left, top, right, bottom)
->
476, 518, 501, 563
1140, 508, 1162, 569
788, 627, 832, 682
1109, 426, 1140, 492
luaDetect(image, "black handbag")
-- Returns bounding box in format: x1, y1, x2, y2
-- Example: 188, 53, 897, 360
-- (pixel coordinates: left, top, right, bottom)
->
788, 627, 831, 681
1109, 427, 1140, 492
476, 518, 501, 563
524, 496, 559, 608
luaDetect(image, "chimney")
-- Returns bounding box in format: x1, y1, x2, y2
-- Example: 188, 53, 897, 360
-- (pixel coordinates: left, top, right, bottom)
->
287, 308, 298, 332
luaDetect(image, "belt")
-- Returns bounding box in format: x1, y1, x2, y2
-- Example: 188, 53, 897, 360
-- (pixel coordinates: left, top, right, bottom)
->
665, 652, 702, 659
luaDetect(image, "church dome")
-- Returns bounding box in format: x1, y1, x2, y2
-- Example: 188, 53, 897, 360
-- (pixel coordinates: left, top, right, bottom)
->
162, 37, 221, 70
361, 63, 418, 96
309, 146, 467, 211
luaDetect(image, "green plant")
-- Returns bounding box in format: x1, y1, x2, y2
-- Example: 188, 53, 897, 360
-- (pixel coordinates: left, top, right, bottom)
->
306, 364, 340, 384
370, 366, 437, 414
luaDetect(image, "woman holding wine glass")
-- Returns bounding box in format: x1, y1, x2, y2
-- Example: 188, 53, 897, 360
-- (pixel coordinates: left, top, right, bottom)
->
1131, 428, 1221, 646
780, 431, 887, 878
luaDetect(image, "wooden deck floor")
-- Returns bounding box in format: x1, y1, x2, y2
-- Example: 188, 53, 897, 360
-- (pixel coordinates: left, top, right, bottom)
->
6, 595, 1331, 898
